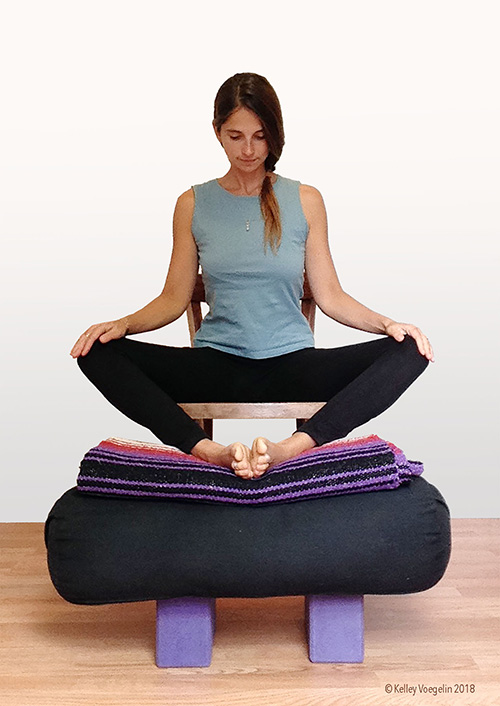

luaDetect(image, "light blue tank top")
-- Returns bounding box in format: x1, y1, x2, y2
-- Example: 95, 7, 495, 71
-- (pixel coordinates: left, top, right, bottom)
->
190, 174, 315, 359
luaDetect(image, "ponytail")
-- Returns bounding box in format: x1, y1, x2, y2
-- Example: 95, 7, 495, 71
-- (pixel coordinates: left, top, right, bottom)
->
260, 174, 281, 254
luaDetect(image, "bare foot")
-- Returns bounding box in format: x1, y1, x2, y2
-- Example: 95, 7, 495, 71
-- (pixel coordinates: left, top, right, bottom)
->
191, 439, 254, 479
250, 432, 316, 477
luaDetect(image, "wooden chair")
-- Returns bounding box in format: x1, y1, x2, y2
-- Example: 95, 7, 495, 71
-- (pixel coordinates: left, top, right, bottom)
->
178, 272, 326, 438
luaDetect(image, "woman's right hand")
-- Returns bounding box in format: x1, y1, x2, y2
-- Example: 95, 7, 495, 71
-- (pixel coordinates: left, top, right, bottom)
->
70, 318, 129, 358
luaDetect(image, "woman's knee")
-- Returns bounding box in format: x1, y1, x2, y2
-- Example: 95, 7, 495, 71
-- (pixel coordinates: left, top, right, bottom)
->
76, 338, 122, 372
398, 335, 429, 373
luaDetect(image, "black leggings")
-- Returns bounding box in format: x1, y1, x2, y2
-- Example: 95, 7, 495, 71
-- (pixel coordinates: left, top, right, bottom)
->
77, 335, 429, 454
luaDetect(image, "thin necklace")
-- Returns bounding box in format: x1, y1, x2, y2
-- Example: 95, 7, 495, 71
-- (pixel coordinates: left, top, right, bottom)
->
218, 174, 278, 232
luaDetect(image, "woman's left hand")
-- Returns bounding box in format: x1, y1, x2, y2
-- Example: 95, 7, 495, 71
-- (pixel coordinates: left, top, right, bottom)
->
385, 321, 435, 362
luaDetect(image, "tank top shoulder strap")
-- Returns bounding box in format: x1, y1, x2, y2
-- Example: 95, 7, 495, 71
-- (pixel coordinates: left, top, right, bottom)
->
273, 175, 308, 232
191, 179, 219, 206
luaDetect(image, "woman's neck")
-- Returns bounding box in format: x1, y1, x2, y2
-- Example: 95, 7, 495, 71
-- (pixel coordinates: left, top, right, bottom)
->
218, 167, 274, 196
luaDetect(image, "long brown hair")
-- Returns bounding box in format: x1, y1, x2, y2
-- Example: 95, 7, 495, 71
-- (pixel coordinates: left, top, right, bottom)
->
213, 73, 285, 254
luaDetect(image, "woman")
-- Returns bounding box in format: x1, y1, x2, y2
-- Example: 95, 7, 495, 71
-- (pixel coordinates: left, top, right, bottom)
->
71, 72, 434, 481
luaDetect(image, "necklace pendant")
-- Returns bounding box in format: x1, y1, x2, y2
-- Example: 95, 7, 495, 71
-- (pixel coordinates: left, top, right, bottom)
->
245, 219, 250, 232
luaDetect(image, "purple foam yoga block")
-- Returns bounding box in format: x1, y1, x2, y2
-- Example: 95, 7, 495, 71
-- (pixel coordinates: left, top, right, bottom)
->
156, 597, 216, 667
306, 594, 364, 663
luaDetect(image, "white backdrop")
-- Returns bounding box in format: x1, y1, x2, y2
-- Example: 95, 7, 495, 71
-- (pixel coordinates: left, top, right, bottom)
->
1, 0, 498, 520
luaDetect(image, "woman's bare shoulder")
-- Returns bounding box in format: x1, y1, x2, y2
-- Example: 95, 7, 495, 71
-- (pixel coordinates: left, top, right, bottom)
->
299, 183, 324, 201
299, 183, 326, 224
176, 187, 195, 206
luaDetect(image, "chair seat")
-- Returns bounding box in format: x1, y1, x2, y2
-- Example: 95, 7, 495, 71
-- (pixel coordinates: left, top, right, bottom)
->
178, 401, 326, 419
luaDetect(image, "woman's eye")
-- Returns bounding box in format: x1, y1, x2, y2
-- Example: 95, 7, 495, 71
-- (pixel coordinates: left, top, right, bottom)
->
228, 135, 265, 141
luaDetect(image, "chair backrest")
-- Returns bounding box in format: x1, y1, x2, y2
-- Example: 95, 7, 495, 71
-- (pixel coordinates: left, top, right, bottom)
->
186, 272, 316, 346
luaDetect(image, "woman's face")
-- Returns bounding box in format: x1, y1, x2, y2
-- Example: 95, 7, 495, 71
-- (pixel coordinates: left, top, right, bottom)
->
215, 106, 269, 172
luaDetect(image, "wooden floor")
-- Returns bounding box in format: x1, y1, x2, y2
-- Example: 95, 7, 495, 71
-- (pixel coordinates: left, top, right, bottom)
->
0, 520, 499, 706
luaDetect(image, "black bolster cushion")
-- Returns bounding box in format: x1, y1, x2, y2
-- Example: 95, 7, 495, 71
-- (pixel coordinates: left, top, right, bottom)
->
45, 477, 451, 605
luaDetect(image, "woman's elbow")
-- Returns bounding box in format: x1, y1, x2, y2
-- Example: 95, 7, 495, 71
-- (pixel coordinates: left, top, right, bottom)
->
157, 291, 190, 322
314, 286, 345, 317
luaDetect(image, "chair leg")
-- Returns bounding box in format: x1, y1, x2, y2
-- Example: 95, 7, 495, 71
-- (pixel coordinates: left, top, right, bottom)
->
305, 595, 364, 663
156, 597, 216, 667
204, 419, 213, 439
195, 418, 213, 439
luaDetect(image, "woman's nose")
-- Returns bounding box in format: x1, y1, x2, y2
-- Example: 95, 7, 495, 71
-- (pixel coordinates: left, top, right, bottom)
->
242, 141, 254, 155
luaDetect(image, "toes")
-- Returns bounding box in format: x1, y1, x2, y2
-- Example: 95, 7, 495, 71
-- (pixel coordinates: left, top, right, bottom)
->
234, 466, 253, 479
256, 437, 268, 455
231, 442, 247, 469
252, 438, 269, 461
253, 456, 271, 478
251, 437, 266, 454
255, 456, 270, 470
250, 437, 272, 477
253, 466, 269, 477
232, 457, 247, 471
231, 443, 253, 479
232, 442, 244, 462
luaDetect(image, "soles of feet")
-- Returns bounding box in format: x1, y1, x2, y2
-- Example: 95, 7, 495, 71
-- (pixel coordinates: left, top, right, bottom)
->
191, 434, 315, 480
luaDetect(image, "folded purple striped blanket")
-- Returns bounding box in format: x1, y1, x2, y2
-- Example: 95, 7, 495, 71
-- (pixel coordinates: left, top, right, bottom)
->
77, 434, 423, 505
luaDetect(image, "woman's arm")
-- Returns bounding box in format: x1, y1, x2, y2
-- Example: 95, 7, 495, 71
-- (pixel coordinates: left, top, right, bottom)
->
300, 184, 434, 361
122, 189, 199, 334
71, 189, 199, 357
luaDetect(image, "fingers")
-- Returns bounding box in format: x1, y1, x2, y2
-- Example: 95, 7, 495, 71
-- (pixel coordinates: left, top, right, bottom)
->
388, 322, 435, 362
70, 323, 112, 358
69, 327, 97, 358
70, 319, 128, 358
405, 327, 434, 362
